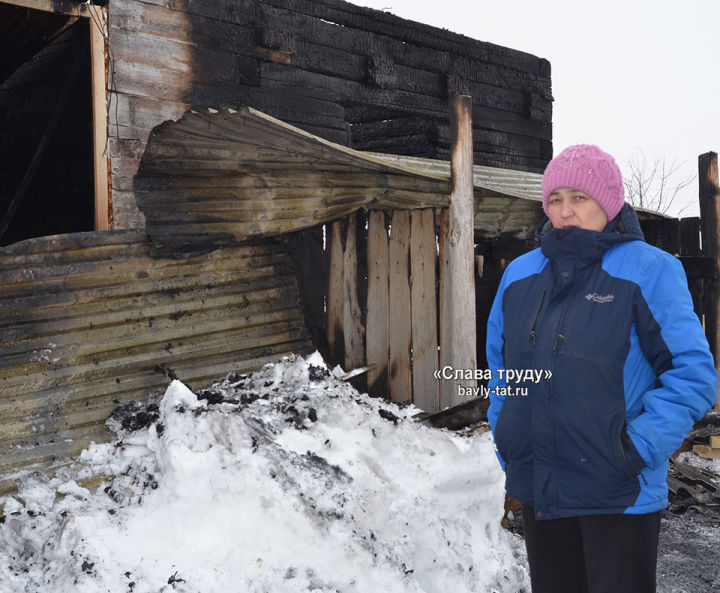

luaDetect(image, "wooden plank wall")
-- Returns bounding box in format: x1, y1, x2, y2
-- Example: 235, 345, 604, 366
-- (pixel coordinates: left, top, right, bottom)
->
320, 208, 440, 411
107, 0, 552, 228
0, 231, 314, 475
293, 208, 538, 413
291, 207, 720, 415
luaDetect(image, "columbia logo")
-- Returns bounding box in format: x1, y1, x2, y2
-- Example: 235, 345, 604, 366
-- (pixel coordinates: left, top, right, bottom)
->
585, 293, 614, 303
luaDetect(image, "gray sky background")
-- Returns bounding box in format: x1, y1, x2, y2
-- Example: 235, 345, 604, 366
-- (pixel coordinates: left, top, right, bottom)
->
347, 0, 720, 216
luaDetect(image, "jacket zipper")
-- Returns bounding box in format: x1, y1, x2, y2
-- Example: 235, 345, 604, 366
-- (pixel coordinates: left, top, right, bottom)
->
528, 290, 546, 346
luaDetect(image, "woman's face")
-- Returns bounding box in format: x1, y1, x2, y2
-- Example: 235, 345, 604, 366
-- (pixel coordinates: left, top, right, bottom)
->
546, 187, 609, 232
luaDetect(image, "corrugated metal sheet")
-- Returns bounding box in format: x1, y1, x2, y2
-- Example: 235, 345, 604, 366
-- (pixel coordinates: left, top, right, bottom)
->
135, 106, 549, 245
370, 152, 668, 238
368, 152, 544, 203
368, 153, 545, 239
136, 107, 669, 244
0, 230, 314, 478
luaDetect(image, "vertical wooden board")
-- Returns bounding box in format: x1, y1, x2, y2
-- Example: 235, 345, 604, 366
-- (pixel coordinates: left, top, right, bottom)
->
366, 210, 389, 397
327, 219, 345, 366
284, 224, 329, 357
89, 5, 110, 231
659, 218, 680, 255
343, 212, 365, 371
355, 209, 369, 331
680, 217, 701, 256
438, 207, 454, 408
410, 208, 439, 412
388, 210, 411, 403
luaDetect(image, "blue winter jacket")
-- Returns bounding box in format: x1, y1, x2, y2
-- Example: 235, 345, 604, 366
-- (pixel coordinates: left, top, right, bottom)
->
486, 204, 717, 520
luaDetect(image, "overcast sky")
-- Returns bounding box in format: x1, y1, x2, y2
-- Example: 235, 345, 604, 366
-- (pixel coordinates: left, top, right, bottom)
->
347, 0, 720, 216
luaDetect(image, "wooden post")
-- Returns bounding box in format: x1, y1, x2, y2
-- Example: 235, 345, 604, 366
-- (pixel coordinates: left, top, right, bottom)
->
89, 4, 110, 230
698, 152, 720, 410
439, 95, 477, 408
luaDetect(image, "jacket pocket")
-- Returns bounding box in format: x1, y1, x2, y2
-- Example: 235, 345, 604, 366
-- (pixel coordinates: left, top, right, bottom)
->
619, 425, 647, 477
493, 396, 532, 466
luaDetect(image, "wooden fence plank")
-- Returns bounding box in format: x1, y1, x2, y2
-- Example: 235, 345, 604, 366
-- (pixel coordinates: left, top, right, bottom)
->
327, 219, 345, 365
699, 152, 720, 410
680, 217, 701, 256
366, 210, 389, 396
410, 208, 439, 412
438, 207, 452, 408
343, 212, 365, 371
388, 210, 411, 402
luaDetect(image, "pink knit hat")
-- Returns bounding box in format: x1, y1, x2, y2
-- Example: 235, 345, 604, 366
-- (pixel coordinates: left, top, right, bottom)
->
542, 144, 625, 221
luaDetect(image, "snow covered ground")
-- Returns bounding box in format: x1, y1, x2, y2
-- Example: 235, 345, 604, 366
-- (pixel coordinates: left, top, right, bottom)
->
0, 353, 529, 593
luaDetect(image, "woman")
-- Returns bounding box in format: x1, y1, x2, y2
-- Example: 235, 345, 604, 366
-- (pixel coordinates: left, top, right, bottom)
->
486, 144, 717, 593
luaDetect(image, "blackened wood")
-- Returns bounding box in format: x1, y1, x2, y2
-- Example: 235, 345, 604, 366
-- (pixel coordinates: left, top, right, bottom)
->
106, 0, 553, 224
259, 62, 549, 143
699, 152, 720, 409
680, 256, 716, 279
475, 276, 499, 373
660, 217, 680, 254
284, 225, 330, 360
640, 217, 681, 255
260, 0, 549, 75
327, 219, 345, 366
680, 217, 702, 256
259, 0, 550, 83
416, 393, 490, 430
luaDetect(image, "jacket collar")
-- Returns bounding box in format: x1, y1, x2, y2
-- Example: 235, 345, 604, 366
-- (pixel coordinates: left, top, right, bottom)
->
536, 203, 645, 264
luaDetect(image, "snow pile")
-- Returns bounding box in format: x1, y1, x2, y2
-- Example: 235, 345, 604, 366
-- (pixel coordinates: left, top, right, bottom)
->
0, 353, 528, 593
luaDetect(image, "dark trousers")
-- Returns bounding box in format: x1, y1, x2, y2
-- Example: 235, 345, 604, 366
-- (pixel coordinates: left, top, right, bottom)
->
522, 505, 661, 593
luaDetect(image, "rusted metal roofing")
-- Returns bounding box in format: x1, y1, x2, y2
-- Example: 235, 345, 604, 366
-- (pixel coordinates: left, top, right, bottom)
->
0, 230, 313, 481
135, 106, 549, 246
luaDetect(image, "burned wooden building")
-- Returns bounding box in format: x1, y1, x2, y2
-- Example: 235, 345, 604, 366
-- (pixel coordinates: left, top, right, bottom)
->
1, 0, 553, 241
0, 0, 717, 490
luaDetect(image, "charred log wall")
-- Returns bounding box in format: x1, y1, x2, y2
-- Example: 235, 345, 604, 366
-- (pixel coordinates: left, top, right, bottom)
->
108, 0, 553, 228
